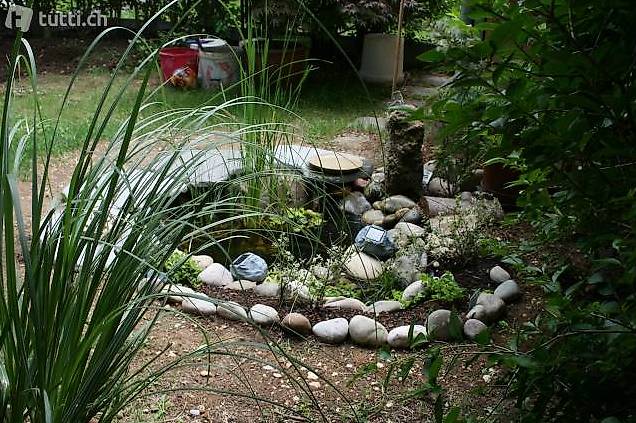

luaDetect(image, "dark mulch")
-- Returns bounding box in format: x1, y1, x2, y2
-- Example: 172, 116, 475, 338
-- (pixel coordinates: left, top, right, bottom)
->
201, 256, 508, 330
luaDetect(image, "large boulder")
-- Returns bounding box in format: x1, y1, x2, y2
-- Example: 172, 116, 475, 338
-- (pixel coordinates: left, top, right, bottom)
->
181, 295, 216, 316
489, 266, 511, 283
392, 251, 428, 288
365, 300, 403, 315
217, 301, 248, 321
254, 282, 281, 297
376, 195, 417, 214
324, 297, 366, 311
463, 319, 488, 340
362, 209, 385, 226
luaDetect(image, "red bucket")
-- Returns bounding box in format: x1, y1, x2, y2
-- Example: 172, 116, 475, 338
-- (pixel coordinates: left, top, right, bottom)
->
159, 47, 199, 82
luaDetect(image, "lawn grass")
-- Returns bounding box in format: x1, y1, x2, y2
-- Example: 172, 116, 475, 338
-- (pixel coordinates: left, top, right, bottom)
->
1, 66, 388, 171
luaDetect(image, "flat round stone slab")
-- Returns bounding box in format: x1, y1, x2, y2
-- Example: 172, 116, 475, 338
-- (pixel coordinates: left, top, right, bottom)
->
307, 152, 364, 174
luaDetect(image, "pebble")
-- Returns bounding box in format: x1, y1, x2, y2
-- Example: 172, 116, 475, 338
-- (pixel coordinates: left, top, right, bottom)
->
362, 209, 386, 226
161, 284, 195, 304
342, 191, 372, 216
426, 309, 463, 341
348, 315, 388, 347
249, 304, 280, 325
401, 280, 426, 302
254, 282, 281, 297
224, 280, 257, 291
282, 312, 312, 335
312, 318, 349, 344
377, 195, 417, 213
217, 301, 248, 321
468, 292, 506, 324
308, 381, 321, 389
198, 263, 233, 287
365, 300, 403, 315
181, 295, 216, 316
324, 297, 366, 311
489, 265, 511, 283
493, 280, 522, 303
191, 254, 214, 269
343, 248, 383, 281
464, 319, 488, 340
387, 325, 428, 348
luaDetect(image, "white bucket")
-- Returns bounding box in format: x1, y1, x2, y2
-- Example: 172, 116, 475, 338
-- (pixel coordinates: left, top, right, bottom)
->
359, 33, 404, 84
198, 41, 239, 89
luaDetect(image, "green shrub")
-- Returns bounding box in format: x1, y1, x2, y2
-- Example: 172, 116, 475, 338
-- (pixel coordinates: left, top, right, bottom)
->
418, 0, 636, 419
164, 250, 203, 289
421, 272, 465, 302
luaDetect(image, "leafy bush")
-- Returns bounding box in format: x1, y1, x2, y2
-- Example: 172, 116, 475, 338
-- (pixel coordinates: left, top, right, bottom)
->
164, 250, 203, 289
421, 272, 464, 302
417, 0, 636, 419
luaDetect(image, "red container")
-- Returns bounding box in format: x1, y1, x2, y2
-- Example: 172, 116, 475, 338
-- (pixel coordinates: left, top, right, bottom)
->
158, 47, 199, 82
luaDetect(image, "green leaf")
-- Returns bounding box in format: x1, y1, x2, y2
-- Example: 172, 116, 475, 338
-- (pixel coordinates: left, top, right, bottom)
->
418, 49, 446, 63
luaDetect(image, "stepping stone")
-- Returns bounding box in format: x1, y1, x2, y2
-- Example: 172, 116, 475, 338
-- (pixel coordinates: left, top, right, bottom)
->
308, 151, 364, 174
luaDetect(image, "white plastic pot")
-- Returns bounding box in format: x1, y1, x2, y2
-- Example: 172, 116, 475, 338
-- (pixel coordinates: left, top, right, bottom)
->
359, 33, 404, 84
197, 39, 239, 89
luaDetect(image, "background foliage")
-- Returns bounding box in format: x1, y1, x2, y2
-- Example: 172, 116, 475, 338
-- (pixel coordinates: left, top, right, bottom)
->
418, 0, 636, 420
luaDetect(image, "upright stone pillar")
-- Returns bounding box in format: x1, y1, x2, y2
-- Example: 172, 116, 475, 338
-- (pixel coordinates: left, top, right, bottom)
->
385, 111, 426, 199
